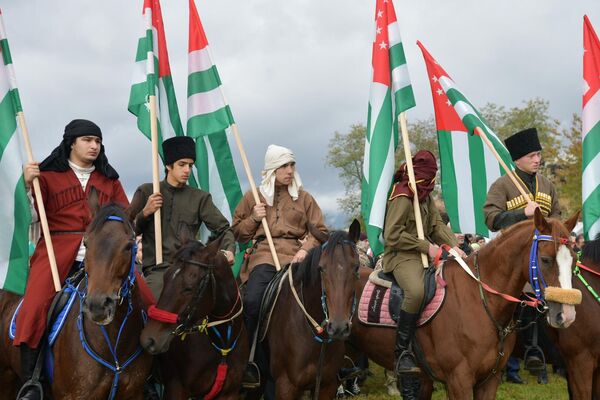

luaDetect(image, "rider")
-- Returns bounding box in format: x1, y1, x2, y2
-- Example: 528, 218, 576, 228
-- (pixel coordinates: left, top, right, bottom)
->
16, 119, 128, 400
232, 144, 327, 391
483, 127, 561, 385
128, 136, 235, 300
383, 150, 463, 397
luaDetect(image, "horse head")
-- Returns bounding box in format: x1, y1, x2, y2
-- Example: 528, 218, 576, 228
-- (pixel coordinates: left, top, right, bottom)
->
140, 234, 230, 355
82, 204, 136, 325
531, 208, 581, 329
305, 219, 361, 340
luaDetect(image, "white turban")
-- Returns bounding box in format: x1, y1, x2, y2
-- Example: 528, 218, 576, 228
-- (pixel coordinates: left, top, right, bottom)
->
259, 144, 303, 206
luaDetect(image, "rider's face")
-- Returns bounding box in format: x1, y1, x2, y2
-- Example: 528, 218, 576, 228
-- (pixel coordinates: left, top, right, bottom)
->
69, 136, 101, 167
515, 151, 542, 174
166, 158, 194, 187
275, 162, 295, 186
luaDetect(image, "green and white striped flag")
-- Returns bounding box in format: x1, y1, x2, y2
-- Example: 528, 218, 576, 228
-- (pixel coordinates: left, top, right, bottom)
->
0, 9, 31, 295
583, 15, 600, 240
187, 0, 244, 275
128, 0, 186, 161
418, 41, 513, 237
361, 0, 416, 256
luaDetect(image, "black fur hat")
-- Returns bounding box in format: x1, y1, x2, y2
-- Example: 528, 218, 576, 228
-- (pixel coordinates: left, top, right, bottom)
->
163, 136, 196, 165
504, 128, 542, 161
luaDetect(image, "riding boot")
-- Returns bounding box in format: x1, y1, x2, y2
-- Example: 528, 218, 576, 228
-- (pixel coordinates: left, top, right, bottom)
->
399, 375, 421, 400
394, 310, 421, 376
17, 345, 43, 400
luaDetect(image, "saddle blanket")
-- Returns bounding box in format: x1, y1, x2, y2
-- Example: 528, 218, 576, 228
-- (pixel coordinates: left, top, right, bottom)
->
9, 286, 78, 346
358, 269, 446, 328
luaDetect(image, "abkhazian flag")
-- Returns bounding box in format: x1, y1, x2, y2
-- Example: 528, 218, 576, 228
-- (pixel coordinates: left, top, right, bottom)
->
361, 0, 416, 256
0, 9, 31, 295
128, 0, 186, 161
583, 15, 600, 241
418, 41, 513, 237
187, 0, 244, 275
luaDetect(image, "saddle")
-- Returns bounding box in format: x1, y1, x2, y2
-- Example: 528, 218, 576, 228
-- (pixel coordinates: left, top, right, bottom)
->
358, 263, 446, 328
257, 266, 289, 342
9, 270, 85, 382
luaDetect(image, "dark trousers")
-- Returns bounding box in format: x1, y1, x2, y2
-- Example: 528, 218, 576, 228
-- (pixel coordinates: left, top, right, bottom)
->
243, 264, 277, 400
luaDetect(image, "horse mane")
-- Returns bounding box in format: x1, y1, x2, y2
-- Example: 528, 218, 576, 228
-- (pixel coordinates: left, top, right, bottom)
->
173, 240, 206, 263
87, 203, 128, 233
581, 233, 600, 264
294, 230, 351, 286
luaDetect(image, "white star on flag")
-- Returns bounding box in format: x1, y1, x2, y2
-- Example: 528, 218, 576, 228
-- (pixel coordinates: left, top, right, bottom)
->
376, 26, 382, 35
446, 99, 452, 106
379, 41, 388, 50
377, 10, 383, 18
432, 76, 438, 82
436, 89, 443, 95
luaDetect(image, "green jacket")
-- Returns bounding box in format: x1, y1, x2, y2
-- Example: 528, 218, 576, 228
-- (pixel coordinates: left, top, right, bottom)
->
383, 194, 457, 272
129, 180, 235, 268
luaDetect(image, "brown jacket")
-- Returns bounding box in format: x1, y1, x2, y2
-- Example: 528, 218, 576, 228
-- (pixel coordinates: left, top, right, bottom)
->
483, 169, 560, 232
232, 186, 327, 281
383, 194, 457, 272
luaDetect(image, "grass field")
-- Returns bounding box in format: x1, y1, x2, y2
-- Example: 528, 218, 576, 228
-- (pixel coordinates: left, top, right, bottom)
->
351, 363, 570, 399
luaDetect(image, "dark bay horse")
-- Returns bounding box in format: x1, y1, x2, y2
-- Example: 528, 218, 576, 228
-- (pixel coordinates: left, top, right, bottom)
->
548, 234, 600, 399
0, 204, 151, 399
260, 220, 361, 399
351, 209, 580, 399
139, 234, 248, 399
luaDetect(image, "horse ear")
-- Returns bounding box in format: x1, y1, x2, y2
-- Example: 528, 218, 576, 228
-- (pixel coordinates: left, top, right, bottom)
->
348, 219, 361, 243
307, 222, 328, 244
205, 232, 225, 254
533, 207, 550, 232
88, 186, 100, 218
564, 210, 580, 233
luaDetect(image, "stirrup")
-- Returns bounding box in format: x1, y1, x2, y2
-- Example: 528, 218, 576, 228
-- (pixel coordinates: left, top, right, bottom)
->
16, 379, 43, 400
241, 362, 261, 390
524, 346, 546, 373
395, 351, 421, 376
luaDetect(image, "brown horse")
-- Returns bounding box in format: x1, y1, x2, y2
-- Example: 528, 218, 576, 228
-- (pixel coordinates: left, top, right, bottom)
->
257, 220, 361, 399
139, 234, 248, 399
547, 234, 600, 399
0, 204, 151, 399
351, 209, 580, 399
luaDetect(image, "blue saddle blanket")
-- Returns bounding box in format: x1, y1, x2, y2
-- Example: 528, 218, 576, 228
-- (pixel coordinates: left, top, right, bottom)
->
9, 286, 78, 347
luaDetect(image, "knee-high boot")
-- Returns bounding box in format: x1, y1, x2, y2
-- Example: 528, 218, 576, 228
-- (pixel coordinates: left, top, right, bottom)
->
17, 345, 43, 400
394, 310, 421, 376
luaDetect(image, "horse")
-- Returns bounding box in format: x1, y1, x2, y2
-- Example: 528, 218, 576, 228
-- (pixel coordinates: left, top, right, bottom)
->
139, 233, 248, 399
547, 233, 600, 399
254, 219, 361, 400
0, 202, 151, 399
350, 209, 581, 399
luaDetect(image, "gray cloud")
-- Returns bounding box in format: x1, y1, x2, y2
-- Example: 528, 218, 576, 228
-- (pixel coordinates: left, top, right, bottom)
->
2, 0, 596, 228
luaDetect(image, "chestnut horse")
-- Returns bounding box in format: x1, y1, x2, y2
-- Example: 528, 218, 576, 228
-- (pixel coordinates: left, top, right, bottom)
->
0, 204, 151, 399
548, 234, 600, 399
140, 234, 248, 399
351, 210, 580, 399
257, 220, 361, 399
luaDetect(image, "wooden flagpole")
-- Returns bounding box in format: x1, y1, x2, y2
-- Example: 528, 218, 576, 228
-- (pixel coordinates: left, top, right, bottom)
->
474, 127, 533, 205
230, 123, 281, 271
399, 113, 429, 268
148, 95, 163, 264
16, 112, 61, 292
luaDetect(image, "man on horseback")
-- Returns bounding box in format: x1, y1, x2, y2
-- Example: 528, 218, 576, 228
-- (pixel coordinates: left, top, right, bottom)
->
17, 119, 128, 400
128, 136, 236, 300
483, 127, 561, 385
232, 144, 327, 392
383, 150, 464, 397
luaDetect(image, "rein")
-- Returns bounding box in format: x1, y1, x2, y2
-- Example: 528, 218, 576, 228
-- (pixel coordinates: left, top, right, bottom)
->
574, 259, 600, 304
69, 214, 144, 400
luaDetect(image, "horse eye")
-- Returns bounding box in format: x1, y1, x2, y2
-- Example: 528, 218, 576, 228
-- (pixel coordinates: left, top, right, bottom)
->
124, 242, 133, 252
540, 256, 553, 267
182, 287, 194, 294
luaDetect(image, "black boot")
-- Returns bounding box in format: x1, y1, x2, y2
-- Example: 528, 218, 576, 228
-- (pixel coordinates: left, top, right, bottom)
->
17, 345, 43, 400
395, 310, 421, 376
398, 375, 421, 400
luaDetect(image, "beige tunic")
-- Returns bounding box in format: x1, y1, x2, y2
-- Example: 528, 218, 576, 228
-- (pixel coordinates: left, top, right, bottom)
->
232, 186, 327, 281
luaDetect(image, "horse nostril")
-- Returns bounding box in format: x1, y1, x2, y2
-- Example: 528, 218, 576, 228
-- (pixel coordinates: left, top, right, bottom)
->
103, 297, 115, 309
556, 312, 564, 326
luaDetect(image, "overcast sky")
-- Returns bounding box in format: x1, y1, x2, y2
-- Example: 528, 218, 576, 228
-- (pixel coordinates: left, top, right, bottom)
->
2, 1, 598, 228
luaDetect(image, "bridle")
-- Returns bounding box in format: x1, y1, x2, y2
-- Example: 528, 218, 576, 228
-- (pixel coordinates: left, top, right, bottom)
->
147, 255, 242, 337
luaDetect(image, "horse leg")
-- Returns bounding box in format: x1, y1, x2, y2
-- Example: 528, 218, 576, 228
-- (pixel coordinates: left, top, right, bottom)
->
316, 381, 339, 400
0, 367, 19, 400
418, 376, 434, 400
275, 374, 299, 400
472, 374, 502, 400
565, 356, 594, 399
445, 367, 475, 400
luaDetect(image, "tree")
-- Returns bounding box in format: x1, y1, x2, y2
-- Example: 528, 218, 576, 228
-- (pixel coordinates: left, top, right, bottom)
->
554, 114, 582, 217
